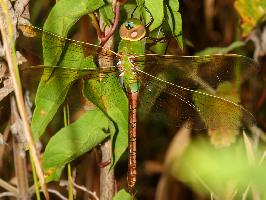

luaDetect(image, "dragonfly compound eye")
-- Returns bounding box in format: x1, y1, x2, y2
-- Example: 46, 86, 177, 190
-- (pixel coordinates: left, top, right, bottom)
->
125, 21, 135, 30
120, 18, 146, 41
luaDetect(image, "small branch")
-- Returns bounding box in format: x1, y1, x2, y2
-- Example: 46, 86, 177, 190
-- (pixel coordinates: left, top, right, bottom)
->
98, 1, 116, 199
0, 178, 18, 194
57, 179, 99, 200
0, 192, 17, 198
72, 181, 99, 200
100, 140, 115, 200
99, 1, 121, 46
11, 96, 30, 199
42, 189, 68, 200
29, 186, 68, 200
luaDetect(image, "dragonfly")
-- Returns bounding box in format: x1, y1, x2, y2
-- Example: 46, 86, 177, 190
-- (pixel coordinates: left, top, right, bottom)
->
19, 18, 258, 192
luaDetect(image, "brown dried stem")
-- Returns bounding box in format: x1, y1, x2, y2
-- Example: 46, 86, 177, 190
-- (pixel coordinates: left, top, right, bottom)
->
11, 96, 30, 199
0, 178, 18, 194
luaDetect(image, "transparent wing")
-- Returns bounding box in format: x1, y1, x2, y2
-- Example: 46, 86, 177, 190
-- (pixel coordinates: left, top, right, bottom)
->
20, 65, 119, 80
132, 54, 258, 130
19, 24, 120, 69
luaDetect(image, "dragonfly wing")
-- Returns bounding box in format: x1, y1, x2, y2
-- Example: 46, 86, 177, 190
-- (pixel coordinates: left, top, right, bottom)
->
133, 54, 258, 130
19, 24, 119, 70
20, 65, 119, 81
132, 54, 259, 92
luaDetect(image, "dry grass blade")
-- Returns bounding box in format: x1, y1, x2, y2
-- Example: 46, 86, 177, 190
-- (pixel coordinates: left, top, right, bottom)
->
243, 132, 261, 199
243, 132, 255, 165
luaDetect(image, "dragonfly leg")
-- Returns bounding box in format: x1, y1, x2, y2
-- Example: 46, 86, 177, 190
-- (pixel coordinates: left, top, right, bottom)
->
143, 5, 153, 28
130, 5, 139, 18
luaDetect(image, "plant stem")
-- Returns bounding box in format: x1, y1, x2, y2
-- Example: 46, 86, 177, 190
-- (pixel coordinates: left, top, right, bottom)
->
100, 140, 115, 200
11, 96, 30, 199
30, 150, 41, 200
63, 104, 74, 200
98, 2, 116, 199
0, 178, 18, 194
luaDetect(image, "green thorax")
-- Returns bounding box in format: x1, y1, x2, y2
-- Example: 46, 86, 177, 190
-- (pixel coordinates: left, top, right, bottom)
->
118, 18, 146, 93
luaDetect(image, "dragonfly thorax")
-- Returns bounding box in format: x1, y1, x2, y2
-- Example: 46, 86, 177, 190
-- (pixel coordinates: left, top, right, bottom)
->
116, 56, 140, 93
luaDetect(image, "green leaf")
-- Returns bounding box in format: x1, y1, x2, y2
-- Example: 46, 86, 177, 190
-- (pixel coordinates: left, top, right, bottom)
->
147, 28, 168, 55
112, 189, 133, 200
43, 0, 105, 39
135, 0, 164, 31
99, 4, 115, 27
166, 0, 183, 48
144, 0, 164, 31
31, 0, 105, 139
123, 3, 141, 19
31, 69, 82, 139
83, 74, 128, 167
42, 108, 110, 181
234, 0, 266, 36
43, 0, 105, 66
195, 41, 246, 56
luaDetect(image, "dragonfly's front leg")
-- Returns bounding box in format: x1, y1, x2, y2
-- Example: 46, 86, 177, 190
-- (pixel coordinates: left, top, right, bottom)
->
117, 61, 127, 92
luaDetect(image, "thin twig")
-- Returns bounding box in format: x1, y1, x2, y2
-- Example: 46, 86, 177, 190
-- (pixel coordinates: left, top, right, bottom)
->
0, 178, 18, 194
11, 96, 30, 199
40, 189, 68, 200
100, 1, 121, 46
63, 103, 74, 200
72, 181, 99, 200
0, 192, 17, 198
0, 0, 49, 199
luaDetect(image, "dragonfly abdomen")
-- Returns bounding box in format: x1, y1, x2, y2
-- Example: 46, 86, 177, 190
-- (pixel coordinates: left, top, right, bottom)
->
127, 92, 138, 192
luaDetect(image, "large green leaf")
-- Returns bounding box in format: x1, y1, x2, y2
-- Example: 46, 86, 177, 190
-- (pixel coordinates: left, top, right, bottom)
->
166, 0, 183, 48
135, 0, 164, 31
31, 0, 105, 139
83, 74, 128, 167
31, 69, 84, 140
42, 108, 111, 181
99, 4, 115, 27
144, 0, 164, 31
43, 0, 105, 66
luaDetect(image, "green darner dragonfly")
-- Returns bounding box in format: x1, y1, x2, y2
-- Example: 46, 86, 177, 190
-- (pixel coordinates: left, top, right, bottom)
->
19, 18, 258, 192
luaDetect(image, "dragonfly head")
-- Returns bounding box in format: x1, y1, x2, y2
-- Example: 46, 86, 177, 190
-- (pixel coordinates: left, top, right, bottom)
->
120, 18, 146, 41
